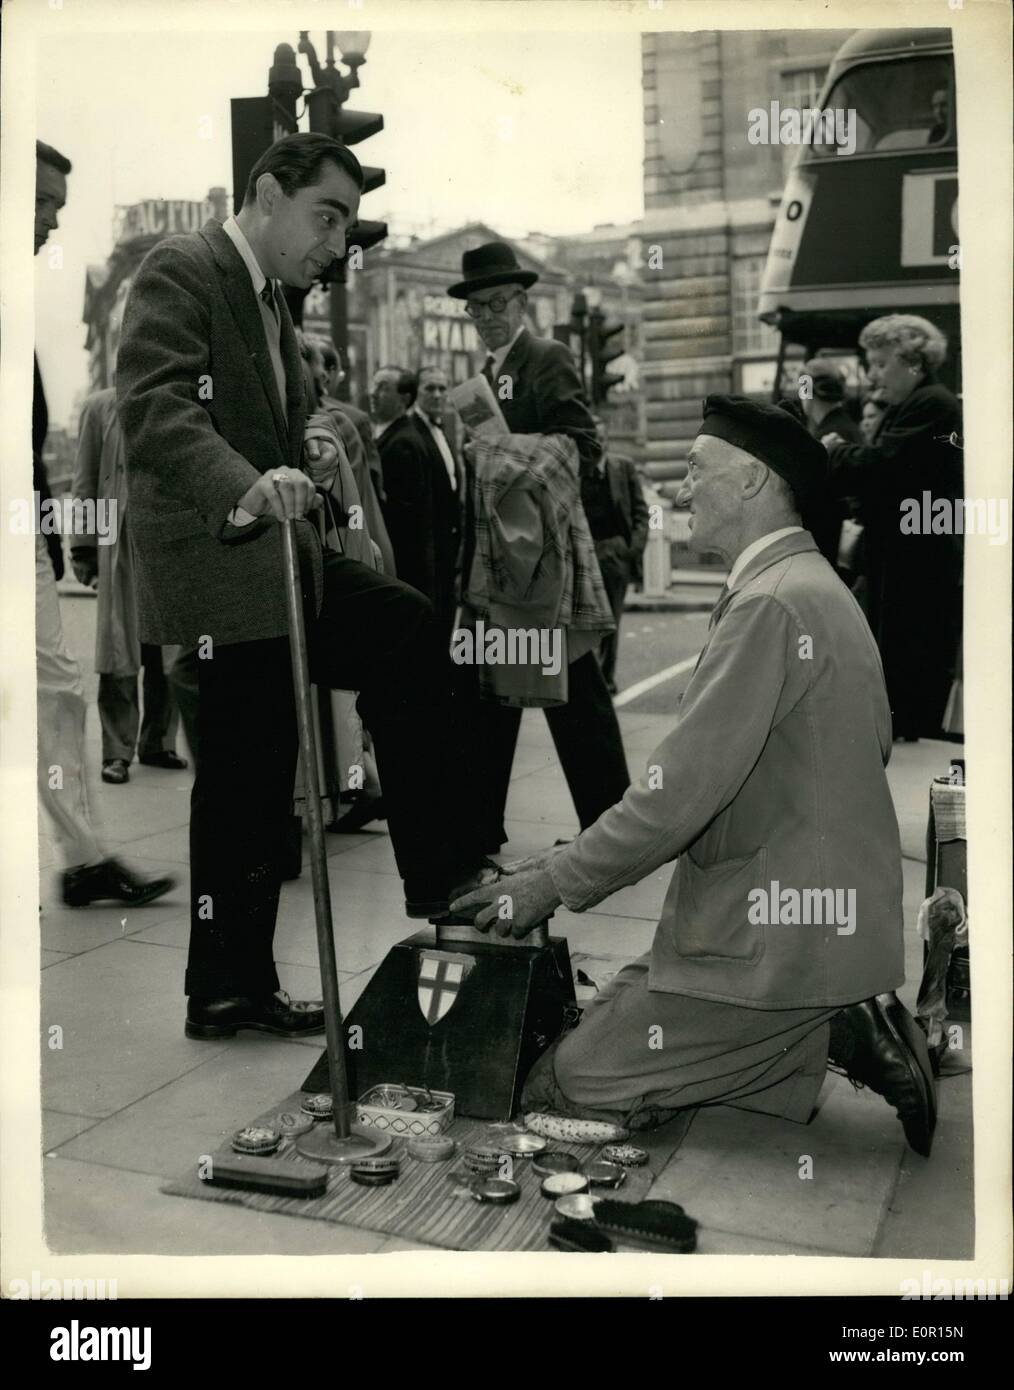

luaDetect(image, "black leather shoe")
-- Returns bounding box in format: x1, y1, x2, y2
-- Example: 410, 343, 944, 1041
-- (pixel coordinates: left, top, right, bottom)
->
139, 751, 188, 770
405, 856, 502, 920
62, 857, 175, 908
185, 990, 325, 1040
829, 993, 937, 1157
101, 759, 130, 784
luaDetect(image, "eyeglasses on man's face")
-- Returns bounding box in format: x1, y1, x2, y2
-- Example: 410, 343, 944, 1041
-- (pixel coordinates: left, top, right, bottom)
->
464, 290, 524, 319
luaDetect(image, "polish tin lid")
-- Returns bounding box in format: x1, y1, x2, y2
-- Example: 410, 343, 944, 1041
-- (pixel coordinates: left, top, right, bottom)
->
231, 1126, 281, 1155
584, 1161, 626, 1189
407, 1135, 456, 1162
300, 1093, 334, 1119
601, 1143, 649, 1168
533, 1150, 581, 1178
501, 1132, 547, 1157
273, 1111, 314, 1138
350, 1155, 401, 1178
541, 1171, 590, 1198
554, 1192, 597, 1221
471, 1177, 521, 1206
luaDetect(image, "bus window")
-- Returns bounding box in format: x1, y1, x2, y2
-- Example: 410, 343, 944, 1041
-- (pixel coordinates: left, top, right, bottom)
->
807, 56, 956, 157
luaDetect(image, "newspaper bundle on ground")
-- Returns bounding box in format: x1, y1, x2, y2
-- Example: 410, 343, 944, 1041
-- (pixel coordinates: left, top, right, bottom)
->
447, 374, 508, 437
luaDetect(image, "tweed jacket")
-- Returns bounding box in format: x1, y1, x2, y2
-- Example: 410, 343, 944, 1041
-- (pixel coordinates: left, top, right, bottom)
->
116, 219, 322, 648
550, 531, 905, 1009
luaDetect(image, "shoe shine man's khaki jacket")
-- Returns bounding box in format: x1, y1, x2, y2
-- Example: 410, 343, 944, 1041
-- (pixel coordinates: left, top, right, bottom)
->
550, 531, 905, 1009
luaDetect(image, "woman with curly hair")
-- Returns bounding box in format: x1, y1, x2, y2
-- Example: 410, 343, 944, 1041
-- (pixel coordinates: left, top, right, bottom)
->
822, 315, 962, 741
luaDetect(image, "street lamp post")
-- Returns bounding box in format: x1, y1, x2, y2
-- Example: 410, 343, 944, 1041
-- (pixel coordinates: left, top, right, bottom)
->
295, 31, 384, 389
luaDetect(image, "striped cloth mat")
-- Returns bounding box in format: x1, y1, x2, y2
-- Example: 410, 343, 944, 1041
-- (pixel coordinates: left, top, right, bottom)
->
162, 1090, 697, 1252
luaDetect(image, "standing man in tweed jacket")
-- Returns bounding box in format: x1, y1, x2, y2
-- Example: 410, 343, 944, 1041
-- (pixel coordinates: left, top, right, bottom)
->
447, 243, 630, 852
117, 134, 496, 1041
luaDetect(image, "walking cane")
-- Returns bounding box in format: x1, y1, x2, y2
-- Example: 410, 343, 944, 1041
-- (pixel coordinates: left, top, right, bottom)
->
275, 504, 390, 1165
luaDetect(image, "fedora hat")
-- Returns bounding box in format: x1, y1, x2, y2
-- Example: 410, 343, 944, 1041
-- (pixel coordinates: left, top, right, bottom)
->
447, 241, 538, 299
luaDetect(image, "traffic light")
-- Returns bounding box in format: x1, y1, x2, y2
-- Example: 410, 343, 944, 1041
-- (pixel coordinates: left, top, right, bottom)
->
588, 307, 625, 405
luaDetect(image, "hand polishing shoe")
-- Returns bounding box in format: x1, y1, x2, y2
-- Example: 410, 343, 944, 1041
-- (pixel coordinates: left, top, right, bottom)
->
405, 856, 502, 920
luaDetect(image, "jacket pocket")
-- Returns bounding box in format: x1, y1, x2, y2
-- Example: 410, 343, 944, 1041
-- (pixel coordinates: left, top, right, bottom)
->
672, 844, 767, 962
131, 507, 207, 543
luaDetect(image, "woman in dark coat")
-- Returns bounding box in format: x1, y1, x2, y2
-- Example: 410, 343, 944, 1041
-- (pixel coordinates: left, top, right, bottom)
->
822, 314, 962, 741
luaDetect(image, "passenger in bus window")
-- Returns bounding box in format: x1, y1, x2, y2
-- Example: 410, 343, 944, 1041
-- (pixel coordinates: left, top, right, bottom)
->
927, 88, 950, 144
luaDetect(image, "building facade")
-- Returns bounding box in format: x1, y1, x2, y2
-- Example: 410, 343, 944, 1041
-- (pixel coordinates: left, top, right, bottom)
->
638, 28, 854, 482
82, 191, 230, 391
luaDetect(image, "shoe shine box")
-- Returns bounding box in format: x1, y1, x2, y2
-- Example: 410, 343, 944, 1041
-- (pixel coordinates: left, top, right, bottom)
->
356, 1086, 455, 1139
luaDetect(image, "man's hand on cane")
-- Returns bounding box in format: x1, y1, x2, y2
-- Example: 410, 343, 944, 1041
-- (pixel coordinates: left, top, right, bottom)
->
234, 467, 322, 522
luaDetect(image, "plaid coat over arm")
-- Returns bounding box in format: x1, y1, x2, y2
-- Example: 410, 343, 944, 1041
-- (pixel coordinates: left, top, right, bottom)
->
462, 431, 614, 707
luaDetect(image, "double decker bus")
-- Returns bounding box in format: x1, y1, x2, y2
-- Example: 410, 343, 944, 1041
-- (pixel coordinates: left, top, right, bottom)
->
759, 28, 960, 394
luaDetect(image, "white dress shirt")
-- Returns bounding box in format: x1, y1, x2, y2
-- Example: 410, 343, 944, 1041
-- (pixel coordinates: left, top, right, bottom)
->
412, 406, 457, 489
222, 216, 286, 528
726, 527, 804, 589
484, 323, 525, 379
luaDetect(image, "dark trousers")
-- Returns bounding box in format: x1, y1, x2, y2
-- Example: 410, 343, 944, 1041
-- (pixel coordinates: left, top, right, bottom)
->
98, 644, 178, 763
470, 650, 630, 851
166, 644, 201, 769
598, 564, 630, 687
185, 554, 486, 999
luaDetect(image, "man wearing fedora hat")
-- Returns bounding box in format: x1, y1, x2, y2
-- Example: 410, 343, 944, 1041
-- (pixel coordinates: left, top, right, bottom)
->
455, 395, 937, 1160
448, 242, 630, 853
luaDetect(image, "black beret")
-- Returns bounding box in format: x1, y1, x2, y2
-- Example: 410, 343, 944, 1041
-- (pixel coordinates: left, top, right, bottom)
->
697, 393, 829, 509
696, 394, 841, 559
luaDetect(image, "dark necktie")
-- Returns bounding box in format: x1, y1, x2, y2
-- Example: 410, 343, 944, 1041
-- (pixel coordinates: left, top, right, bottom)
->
260, 282, 278, 322
481, 354, 495, 387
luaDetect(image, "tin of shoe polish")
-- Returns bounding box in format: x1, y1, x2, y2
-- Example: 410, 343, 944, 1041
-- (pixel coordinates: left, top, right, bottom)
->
471, 1177, 521, 1206
554, 1193, 597, 1221
601, 1142, 649, 1168
501, 1132, 547, 1157
462, 1151, 503, 1175
541, 1171, 589, 1199
584, 1161, 626, 1189
273, 1110, 314, 1138
349, 1155, 400, 1187
300, 1093, 333, 1121
231, 1126, 281, 1156
532, 1150, 581, 1179
360, 1084, 417, 1112
407, 1135, 456, 1162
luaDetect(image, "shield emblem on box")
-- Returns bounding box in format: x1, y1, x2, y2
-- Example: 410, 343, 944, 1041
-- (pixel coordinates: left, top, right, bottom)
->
418, 950, 473, 1025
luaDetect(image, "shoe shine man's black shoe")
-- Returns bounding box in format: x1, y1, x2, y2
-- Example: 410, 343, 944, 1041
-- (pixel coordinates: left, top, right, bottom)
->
404, 857, 502, 920
829, 992, 937, 1157
139, 751, 188, 770
101, 759, 130, 784
61, 857, 175, 908
185, 991, 325, 1040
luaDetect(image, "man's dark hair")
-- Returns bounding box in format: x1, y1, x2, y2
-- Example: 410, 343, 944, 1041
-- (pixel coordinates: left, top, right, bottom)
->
37, 141, 72, 175
243, 132, 364, 206
379, 365, 418, 408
